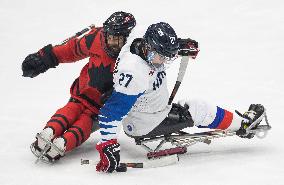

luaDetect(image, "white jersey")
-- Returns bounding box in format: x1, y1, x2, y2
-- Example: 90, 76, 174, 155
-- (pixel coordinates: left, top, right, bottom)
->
117, 28, 244, 136
115, 50, 171, 136
97, 25, 244, 143
97, 26, 171, 140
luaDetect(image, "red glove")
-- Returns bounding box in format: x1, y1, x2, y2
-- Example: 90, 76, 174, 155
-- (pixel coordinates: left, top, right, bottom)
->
178, 38, 199, 58
96, 139, 120, 173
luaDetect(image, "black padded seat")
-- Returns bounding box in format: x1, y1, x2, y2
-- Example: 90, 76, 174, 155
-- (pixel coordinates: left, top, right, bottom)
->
127, 114, 194, 140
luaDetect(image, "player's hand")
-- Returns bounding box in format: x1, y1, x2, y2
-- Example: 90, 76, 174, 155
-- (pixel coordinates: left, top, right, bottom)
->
178, 38, 199, 58
22, 53, 46, 78
171, 103, 191, 121
96, 139, 120, 173
22, 44, 58, 78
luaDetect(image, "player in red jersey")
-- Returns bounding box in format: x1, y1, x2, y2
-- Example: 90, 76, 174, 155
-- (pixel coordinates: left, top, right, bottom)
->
21, 11, 136, 163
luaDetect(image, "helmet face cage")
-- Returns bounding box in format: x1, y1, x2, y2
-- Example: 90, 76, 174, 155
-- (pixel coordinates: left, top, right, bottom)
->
146, 50, 177, 69
144, 22, 179, 68
103, 11, 136, 58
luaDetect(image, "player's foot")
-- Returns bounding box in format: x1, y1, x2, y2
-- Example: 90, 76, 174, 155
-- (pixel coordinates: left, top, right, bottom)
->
44, 137, 66, 162
30, 128, 54, 158
236, 104, 265, 139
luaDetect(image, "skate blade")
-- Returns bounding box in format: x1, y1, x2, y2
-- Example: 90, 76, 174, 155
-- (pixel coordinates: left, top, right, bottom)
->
248, 125, 271, 139
30, 142, 42, 158
246, 109, 266, 131
30, 142, 52, 164
143, 154, 179, 168
245, 110, 271, 139
31, 143, 53, 164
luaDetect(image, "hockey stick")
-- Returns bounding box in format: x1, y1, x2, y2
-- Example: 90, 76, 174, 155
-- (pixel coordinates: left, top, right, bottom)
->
59, 24, 96, 45
168, 55, 191, 105
81, 154, 179, 172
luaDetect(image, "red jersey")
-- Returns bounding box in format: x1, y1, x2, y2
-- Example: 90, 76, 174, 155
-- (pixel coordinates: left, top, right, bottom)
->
52, 27, 116, 114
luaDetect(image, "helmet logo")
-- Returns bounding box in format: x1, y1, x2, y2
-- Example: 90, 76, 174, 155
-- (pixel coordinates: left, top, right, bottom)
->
125, 16, 130, 22
157, 28, 164, 36
170, 36, 176, 44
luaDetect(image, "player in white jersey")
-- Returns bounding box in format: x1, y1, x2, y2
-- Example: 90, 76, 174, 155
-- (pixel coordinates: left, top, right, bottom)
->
94, 22, 266, 173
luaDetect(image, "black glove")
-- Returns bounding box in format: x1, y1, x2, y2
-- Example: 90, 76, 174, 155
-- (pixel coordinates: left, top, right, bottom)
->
170, 103, 192, 122
178, 38, 199, 57
22, 44, 59, 78
96, 139, 120, 173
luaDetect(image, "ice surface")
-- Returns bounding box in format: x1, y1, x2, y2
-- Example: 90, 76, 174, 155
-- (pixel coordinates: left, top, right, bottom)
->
1, 0, 284, 184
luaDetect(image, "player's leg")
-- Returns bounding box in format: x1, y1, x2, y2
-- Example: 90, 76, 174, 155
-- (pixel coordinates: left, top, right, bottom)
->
179, 99, 265, 137
31, 99, 85, 157
44, 109, 96, 161
45, 99, 85, 137
137, 103, 194, 138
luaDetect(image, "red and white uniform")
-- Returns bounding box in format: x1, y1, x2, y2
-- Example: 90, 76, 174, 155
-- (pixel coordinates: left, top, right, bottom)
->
45, 27, 116, 151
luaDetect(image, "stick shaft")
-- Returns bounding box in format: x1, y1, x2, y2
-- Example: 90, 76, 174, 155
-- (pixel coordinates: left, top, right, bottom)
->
60, 24, 96, 45
81, 154, 178, 168
168, 56, 190, 105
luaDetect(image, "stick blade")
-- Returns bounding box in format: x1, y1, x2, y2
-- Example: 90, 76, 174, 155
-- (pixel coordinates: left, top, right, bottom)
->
144, 154, 179, 168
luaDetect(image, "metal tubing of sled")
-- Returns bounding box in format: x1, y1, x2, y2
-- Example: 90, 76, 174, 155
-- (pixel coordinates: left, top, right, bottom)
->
246, 108, 266, 131
137, 108, 272, 153
140, 139, 168, 152
170, 130, 236, 148
33, 133, 65, 164
137, 130, 236, 153
34, 144, 51, 164
137, 123, 271, 154
36, 133, 64, 156
255, 112, 271, 139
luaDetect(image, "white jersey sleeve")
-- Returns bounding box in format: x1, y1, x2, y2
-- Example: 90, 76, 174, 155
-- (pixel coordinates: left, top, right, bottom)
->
97, 50, 150, 142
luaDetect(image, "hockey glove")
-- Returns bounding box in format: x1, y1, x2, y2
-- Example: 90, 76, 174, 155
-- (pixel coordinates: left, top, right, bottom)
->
96, 139, 120, 173
22, 44, 59, 78
170, 103, 192, 122
178, 38, 199, 58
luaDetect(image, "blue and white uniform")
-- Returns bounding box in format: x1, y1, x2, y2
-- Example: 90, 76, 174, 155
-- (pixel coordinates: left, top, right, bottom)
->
98, 26, 245, 142
98, 27, 172, 141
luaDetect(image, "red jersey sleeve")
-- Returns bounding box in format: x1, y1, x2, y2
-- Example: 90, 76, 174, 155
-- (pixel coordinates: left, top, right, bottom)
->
52, 27, 102, 63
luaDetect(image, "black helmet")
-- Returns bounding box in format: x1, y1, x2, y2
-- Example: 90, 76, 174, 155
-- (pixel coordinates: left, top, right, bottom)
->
103, 11, 136, 58
144, 22, 179, 59
103, 11, 136, 37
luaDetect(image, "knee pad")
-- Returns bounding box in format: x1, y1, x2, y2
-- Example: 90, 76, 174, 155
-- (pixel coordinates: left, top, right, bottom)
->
182, 99, 217, 127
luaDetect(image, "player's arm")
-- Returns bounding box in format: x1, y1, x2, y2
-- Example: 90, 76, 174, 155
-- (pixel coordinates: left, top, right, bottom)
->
21, 27, 101, 78
95, 58, 148, 173
52, 27, 102, 63
98, 66, 147, 142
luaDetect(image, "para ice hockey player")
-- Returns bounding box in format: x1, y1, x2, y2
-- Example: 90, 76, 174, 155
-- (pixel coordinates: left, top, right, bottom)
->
93, 22, 267, 173
21, 11, 136, 163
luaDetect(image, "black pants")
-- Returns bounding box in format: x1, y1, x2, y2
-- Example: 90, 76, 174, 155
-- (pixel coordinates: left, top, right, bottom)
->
132, 104, 194, 139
